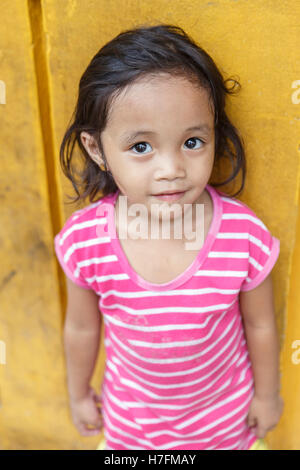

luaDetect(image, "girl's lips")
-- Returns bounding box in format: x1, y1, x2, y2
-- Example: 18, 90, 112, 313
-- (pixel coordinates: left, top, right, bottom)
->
152, 191, 186, 201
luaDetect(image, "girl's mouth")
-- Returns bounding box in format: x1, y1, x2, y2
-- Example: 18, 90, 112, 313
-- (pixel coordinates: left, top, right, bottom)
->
152, 191, 186, 201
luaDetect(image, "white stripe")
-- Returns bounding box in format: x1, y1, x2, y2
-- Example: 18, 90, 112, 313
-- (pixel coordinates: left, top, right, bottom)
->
110, 333, 244, 381
64, 238, 111, 263
222, 213, 268, 230
108, 377, 233, 412
103, 412, 151, 448
86, 273, 130, 283
104, 332, 245, 413
205, 421, 251, 450
74, 255, 118, 278
108, 348, 239, 403
216, 232, 249, 239
70, 200, 103, 221
59, 217, 106, 245
104, 387, 249, 445
134, 352, 249, 424
237, 362, 252, 385
104, 392, 253, 449
188, 396, 254, 449
104, 412, 211, 450
236, 353, 247, 367
111, 330, 244, 384
249, 256, 264, 271
208, 251, 249, 258
128, 308, 228, 348
194, 270, 247, 277
105, 370, 249, 448
110, 316, 241, 370
172, 388, 253, 438
175, 382, 252, 431
145, 384, 251, 437
100, 286, 239, 299
105, 372, 252, 448
76, 254, 118, 266
109, 317, 238, 393
102, 298, 237, 316
104, 427, 149, 450
103, 311, 215, 333
220, 197, 242, 207
103, 392, 141, 430
249, 233, 271, 252
105, 373, 234, 413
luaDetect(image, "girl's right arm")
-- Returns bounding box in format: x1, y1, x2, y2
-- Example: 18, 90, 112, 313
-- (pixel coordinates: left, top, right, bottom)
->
63, 277, 103, 436
63, 277, 102, 401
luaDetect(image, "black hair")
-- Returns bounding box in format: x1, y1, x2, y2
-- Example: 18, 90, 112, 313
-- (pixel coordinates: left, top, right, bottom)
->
60, 22, 246, 206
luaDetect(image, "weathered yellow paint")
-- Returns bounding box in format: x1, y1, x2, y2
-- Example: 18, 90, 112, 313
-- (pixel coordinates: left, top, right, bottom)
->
0, 0, 299, 450
0, 0, 75, 450
269, 192, 300, 450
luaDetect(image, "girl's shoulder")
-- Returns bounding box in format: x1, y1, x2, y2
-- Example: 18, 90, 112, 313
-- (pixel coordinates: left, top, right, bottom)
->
57, 191, 117, 236
212, 186, 280, 292
213, 186, 269, 229
53, 192, 117, 289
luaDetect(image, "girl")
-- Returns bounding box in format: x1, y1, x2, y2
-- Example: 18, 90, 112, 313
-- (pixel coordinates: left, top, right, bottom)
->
54, 23, 283, 450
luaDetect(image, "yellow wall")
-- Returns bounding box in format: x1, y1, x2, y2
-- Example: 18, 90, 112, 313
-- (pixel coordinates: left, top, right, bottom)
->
0, 0, 299, 449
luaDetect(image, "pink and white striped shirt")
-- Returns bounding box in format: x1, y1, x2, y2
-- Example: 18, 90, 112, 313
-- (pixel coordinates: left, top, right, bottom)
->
54, 184, 280, 450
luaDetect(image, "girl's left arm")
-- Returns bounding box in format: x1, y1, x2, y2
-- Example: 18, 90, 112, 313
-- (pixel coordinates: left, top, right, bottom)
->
239, 272, 281, 398
239, 273, 284, 437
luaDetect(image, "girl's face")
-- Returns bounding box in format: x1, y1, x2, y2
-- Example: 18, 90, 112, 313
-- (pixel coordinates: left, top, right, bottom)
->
81, 73, 215, 219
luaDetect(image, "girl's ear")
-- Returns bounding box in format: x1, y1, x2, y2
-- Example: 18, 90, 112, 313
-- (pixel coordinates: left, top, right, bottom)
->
80, 131, 105, 167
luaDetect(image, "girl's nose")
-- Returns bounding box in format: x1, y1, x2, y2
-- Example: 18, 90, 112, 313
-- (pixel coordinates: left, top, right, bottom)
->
154, 152, 186, 180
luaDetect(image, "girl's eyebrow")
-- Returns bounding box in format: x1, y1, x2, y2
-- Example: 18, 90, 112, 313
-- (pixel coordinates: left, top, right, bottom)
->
120, 124, 212, 144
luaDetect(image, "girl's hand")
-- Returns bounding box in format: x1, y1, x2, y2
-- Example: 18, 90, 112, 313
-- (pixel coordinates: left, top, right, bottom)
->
69, 385, 103, 437
247, 393, 284, 439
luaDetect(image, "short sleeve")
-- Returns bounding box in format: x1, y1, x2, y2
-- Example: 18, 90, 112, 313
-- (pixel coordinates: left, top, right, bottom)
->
240, 216, 280, 292
54, 214, 92, 290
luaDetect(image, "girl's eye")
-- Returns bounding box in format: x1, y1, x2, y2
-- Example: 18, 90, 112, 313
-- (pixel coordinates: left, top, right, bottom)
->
130, 142, 152, 154
184, 137, 204, 150
129, 137, 204, 155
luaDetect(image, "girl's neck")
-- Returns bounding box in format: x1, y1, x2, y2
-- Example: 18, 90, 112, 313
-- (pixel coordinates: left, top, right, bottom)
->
114, 190, 211, 245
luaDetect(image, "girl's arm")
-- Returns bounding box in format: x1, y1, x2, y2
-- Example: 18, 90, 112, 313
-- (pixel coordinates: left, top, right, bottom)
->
63, 277, 102, 401
239, 273, 281, 398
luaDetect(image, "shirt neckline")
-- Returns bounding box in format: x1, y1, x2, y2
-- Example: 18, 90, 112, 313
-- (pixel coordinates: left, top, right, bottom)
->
107, 184, 223, 291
